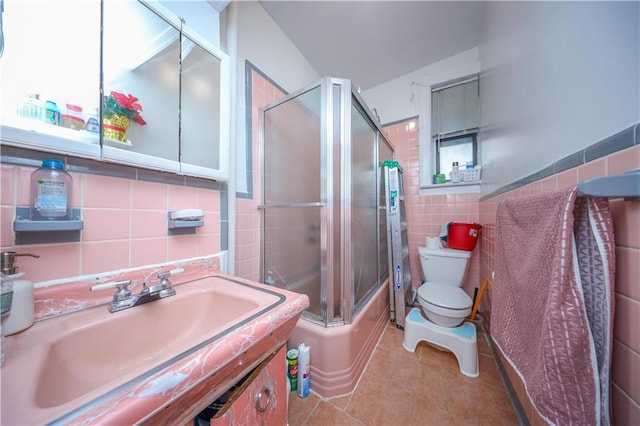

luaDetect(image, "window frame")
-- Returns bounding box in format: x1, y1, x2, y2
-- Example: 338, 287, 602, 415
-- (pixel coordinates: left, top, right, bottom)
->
417, 62, 481, 190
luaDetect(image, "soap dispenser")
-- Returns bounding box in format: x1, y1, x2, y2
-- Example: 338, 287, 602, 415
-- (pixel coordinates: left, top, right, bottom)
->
1, 252, 40, 336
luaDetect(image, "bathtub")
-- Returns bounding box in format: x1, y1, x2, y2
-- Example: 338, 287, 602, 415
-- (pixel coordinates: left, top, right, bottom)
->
286, 280, 390, 398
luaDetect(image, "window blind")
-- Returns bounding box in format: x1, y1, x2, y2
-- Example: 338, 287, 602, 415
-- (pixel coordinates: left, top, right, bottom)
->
431, 78, 479, 138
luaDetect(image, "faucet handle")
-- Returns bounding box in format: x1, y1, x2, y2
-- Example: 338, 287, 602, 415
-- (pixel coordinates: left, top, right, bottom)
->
112, 281, 133, 301
157, 268, 184, 281
91, 280, 133, 305
153, 268, 182, 297
90, 279, 132, 292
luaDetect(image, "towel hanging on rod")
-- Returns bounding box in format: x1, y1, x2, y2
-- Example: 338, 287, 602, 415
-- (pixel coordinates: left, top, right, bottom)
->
492, 186, 615, 426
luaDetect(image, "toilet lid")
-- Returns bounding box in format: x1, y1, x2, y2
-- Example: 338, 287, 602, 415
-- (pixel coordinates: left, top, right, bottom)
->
418, 283, 472, 310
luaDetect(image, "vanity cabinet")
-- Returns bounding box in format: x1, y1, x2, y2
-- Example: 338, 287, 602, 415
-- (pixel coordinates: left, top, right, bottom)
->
0, 0, 230, 180
202, 345, 289, 425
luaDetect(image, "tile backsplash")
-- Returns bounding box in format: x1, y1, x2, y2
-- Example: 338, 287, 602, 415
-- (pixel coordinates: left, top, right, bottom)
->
1, 158, 223, 283
478, 143, 640, 425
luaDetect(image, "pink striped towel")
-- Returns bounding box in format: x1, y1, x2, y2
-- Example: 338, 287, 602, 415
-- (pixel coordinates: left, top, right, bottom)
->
491, 186, 615, 426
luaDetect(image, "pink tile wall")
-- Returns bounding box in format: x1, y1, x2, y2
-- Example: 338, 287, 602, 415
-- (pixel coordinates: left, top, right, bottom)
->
479, 144, 640, 424
383, 120, 482, 297
0, 164, 221, 283
235, 70, 285, 281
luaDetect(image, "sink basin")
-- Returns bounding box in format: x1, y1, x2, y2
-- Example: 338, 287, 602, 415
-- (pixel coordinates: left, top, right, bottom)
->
1, 275, 286, 424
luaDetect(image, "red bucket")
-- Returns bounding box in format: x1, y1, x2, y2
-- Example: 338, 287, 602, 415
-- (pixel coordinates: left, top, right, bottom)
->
447, 222, 482, 251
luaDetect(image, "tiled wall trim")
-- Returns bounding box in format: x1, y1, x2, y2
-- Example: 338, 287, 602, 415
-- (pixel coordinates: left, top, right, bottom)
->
1, 145, 229, 255
585, 125, 637, 163
0, 145, 221, 191
238, 60, 289, 200
220, 182, 229, 251
480, 123, 640, 202
240, 61, 255, 200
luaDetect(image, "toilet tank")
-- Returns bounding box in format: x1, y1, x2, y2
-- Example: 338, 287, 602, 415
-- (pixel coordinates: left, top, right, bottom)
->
417, 247, 471, 286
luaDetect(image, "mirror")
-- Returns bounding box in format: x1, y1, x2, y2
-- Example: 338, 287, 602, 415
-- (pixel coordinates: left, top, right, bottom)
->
180, 35, 222, 172
0, 0, 229, 179
0, 0, 101, 147
102, 0, 180, 163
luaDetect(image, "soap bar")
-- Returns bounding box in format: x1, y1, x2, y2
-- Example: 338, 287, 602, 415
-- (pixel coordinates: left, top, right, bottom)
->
170, 209, 204, 221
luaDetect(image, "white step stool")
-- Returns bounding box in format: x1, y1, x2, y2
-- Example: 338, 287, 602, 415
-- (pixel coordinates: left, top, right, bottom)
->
403, 307, 479, 378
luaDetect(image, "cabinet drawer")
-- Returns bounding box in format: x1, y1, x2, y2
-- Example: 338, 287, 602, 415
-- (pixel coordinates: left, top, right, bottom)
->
196, 345, 288, 425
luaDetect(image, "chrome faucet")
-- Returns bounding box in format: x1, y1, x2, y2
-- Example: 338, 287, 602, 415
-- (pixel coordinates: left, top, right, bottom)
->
91, 268, 183, 313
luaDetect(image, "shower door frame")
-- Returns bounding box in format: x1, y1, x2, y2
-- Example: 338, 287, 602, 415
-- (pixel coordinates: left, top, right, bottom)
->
259, 77, 394, 326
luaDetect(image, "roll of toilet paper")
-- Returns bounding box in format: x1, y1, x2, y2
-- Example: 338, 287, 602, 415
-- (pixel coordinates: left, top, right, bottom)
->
426, 236, 442, 249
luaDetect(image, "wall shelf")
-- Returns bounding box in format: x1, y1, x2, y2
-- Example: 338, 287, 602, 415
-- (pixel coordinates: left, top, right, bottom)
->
13, 207, 83, 245
167, 211, 203, 236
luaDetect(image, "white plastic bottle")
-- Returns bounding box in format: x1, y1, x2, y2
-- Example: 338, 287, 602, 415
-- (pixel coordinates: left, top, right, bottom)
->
30, 159, 73, 221
1, 278, 34, 336
1, 277, 14, 366
297, 343, 310, 398
1, 252, 39, 338
450, 161, 460, 183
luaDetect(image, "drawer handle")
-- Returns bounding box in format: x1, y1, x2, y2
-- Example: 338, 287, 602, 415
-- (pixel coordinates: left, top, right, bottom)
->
255, 387, 272, 412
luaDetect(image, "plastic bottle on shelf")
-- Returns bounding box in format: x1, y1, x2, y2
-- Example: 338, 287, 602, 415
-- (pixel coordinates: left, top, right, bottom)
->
450, 161, 460, 183
85, 108, 100, 134
30, 159, 73, 221
42, 100, 61, 126
17, 93, 33, 119
61, 104, 85, 130
19, 93, 44, 121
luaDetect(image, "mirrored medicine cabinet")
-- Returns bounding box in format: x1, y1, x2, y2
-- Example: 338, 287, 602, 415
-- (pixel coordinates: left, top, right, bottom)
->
0, 0, 230, 180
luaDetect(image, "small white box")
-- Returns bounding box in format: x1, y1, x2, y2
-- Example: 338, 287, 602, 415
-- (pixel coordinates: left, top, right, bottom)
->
460, 168, 481, 182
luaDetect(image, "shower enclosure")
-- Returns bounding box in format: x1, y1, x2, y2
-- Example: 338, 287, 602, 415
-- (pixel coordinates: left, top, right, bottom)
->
260, 77, 394, 327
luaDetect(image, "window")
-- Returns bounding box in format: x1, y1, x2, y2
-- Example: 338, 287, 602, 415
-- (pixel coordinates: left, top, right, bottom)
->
430, 77, 479, 182
435, 134, 477, 175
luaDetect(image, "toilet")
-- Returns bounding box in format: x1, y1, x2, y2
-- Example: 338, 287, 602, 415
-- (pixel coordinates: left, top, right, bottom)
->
403, 245, 479, 378
416, 246, 473, 327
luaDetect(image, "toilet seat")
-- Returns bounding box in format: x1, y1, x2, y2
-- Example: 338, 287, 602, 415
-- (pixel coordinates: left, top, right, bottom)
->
417, 282, 472, 310
423, 300, 471, 318
417, 282, 472, 327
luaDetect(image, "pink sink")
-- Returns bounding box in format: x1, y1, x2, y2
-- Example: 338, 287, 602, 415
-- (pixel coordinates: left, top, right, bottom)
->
1, 275, 287, 425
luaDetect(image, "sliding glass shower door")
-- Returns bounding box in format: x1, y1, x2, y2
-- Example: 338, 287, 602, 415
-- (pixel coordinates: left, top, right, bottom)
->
262, 85, 324, 319
350, 101, 380, 311
260, 78, 393, 326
